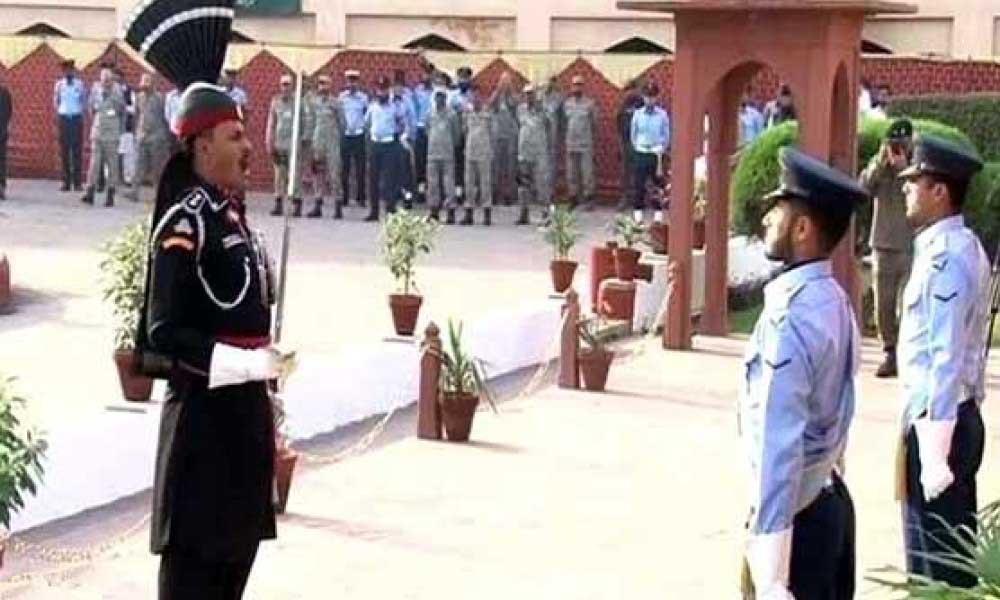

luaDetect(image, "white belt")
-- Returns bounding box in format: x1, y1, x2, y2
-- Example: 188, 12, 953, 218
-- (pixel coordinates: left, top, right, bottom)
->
372, 136, 395, 143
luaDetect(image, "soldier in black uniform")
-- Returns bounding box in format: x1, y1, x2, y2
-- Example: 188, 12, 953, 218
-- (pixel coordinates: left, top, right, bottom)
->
124, 1, 284, 597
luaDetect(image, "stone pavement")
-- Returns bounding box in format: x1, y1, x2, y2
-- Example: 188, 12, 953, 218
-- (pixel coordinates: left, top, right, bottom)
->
1, 334, 998, 599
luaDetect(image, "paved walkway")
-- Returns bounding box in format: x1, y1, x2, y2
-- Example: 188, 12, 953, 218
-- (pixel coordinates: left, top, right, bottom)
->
2, 334, 998, 599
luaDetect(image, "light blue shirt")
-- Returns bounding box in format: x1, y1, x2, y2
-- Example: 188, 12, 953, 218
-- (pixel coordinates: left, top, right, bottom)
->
898, 215, 991, 424
54, 76, 87, 117
392, 91, 416, 139
366, 99, 400, 143
339, 89, 369, 136
413, 85, 433, 128
740, 260, 859, 535
448, 87, 473, 113
631, 105, 670, 155
740, 105, 765, 147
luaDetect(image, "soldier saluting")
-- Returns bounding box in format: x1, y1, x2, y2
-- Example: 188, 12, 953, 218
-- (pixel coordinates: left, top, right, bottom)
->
124, 0, 289, 596
741, 148, 867, 600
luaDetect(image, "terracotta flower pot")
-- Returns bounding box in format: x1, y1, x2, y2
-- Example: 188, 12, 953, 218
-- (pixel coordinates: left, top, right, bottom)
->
0, 254, 10, 310
649, 222, 669, 254
389, 293, 423, 336
693, 219, 706, 250
113, 350, 153, 402
578, 348, 614, 392
440, 392, 479, 442
614, 247, 642, 282
274, 448, 299, 515
550, 259, 578, 293
590, 244, 618, 313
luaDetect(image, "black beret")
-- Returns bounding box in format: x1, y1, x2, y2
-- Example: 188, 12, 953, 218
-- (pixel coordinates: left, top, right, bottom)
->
765, 147, 869, 226
898, 134, 983, 182
886, 118, 913, 141
172, 82, 242, 139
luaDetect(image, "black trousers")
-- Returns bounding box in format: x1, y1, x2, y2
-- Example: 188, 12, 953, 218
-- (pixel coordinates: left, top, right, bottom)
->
414, 127, 428, 198
341, 134, 366, 206
158, 546, 258, 600
632, 151, 658, 210
369, 140, 399, 216
0, 131, 7, 190
788, 473, 856, 600
904, 401, 985, 588
454, 142, 466, 201
620, 141, 635, 201
58, 115, 83, 187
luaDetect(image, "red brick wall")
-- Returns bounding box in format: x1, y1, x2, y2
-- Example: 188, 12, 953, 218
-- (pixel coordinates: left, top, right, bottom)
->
5, 46, 1000, 199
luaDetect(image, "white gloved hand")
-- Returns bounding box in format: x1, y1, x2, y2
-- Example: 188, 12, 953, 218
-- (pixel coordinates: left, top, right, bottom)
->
747, 529, 796, 600
915, 418, 956, 502
208, 343, 281, 389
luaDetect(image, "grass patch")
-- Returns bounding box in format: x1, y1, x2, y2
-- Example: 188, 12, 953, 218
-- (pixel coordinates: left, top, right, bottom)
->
729, 303, 763, 335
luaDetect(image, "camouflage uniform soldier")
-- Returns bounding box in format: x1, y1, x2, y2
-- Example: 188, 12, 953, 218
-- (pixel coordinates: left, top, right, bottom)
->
516, 85, 551, 226
462, 89, 494, 226
267, 73, 314, 217
81, 69, 125, 207
426, 90, 461, 223
563, 75, 598, 210
490, 73, 519, 206
127, 73, 171, 202
307, 74, 345, 219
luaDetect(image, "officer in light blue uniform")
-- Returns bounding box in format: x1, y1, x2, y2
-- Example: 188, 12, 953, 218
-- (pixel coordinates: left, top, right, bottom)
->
339, 70, 369, 208
741, 147, 867, 600
363, 76, 404, 222
630, 83, 670, 220
897, 135, 990, 589
412, 76, 433, 204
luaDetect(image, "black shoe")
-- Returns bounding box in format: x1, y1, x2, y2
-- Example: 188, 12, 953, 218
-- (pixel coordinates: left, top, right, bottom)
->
429, 209, 440, 221
363, 212, 379, 222
483, 208, 491, 226
875, 350, 897, 378
333, 205, 343, 220
306, 199, 323, 218
104, 188, 115, 207
460, 208, 474, 226
270, 198, 283, 216
80, 188, 94, 205
515, 207, 529, 225
291, 198, 303, 218
445, 209, 456, 225
60, 183, 70, 192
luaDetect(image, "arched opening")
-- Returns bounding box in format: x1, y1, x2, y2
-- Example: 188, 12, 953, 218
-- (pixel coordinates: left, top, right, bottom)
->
605, 37, 671, 54
861, 39, 893, 54
403, 34, 466, 52
230, 30, 255, 43
16, 23, 69, 37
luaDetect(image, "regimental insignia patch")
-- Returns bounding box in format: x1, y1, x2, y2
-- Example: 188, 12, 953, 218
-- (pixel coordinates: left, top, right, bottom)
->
161, 236, 195, 252
173, 218, 194, 236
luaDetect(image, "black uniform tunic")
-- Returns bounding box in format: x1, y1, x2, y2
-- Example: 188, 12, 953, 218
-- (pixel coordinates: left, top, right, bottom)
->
146, 180, 276, 561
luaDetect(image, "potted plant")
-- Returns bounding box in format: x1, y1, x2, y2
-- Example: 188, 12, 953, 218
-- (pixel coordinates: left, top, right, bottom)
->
610, 213, 648, 282
540, 203, 582, 293
100, 221, 154, 402
577, 316, 614, 392
0, 375, 47, 567
436, 320, 496, 442
380, 209, 439, 336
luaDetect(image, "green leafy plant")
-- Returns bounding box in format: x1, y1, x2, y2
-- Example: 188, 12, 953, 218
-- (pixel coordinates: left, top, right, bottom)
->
99, 221, 149, 351
540, 203, 582, 260
578, 316, 614, 353
869, 499, 1000, 598
889, 93, 1000, 162
436, 320, 497, 413
610, 213, 649, 249
0, 376, 47, 530
379, 209, 439, 295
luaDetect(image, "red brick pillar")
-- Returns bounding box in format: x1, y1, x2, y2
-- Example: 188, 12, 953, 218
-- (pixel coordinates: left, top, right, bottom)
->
559, 289, 581, 389
417, 322, 442, 440
0, 254, 9, 309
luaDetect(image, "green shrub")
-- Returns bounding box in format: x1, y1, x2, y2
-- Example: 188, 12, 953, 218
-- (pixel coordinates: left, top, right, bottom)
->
888, 93, 1000, 161
730, 117, 987, 250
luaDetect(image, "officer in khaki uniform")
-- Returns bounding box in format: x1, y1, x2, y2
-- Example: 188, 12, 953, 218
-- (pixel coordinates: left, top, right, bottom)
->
267, 73, 314, 217
128, 73, 171, 202
516, 84, 551, 226
860, 118, 915, 377
426, 90, 461, 223
490, 73, 519, 206
81, 69, 125, 207
563, 74, 598, 210
308, 74, 345, 219
462, 88, 495, 226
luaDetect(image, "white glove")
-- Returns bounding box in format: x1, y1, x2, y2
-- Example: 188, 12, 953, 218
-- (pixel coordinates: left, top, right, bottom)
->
915, 418, 956, 502
747, 529, 795, 600
208, 343, 281, 389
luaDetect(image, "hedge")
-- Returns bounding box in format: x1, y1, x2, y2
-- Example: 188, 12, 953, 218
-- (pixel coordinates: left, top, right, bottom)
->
888, 94, 1000, 162
728, 117, 1000, 255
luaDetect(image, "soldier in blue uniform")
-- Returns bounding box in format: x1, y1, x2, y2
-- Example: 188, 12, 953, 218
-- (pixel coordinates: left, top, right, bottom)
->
897, 135, 990, 588
741, 147, 867, 600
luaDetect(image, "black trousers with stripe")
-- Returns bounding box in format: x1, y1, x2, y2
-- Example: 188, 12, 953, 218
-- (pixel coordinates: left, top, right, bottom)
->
158, 545, 258, 600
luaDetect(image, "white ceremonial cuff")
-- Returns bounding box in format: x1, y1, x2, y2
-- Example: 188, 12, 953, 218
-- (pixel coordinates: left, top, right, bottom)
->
747, 528, 795, 600
208, 343, 279, 390
914, 418, 956, 502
